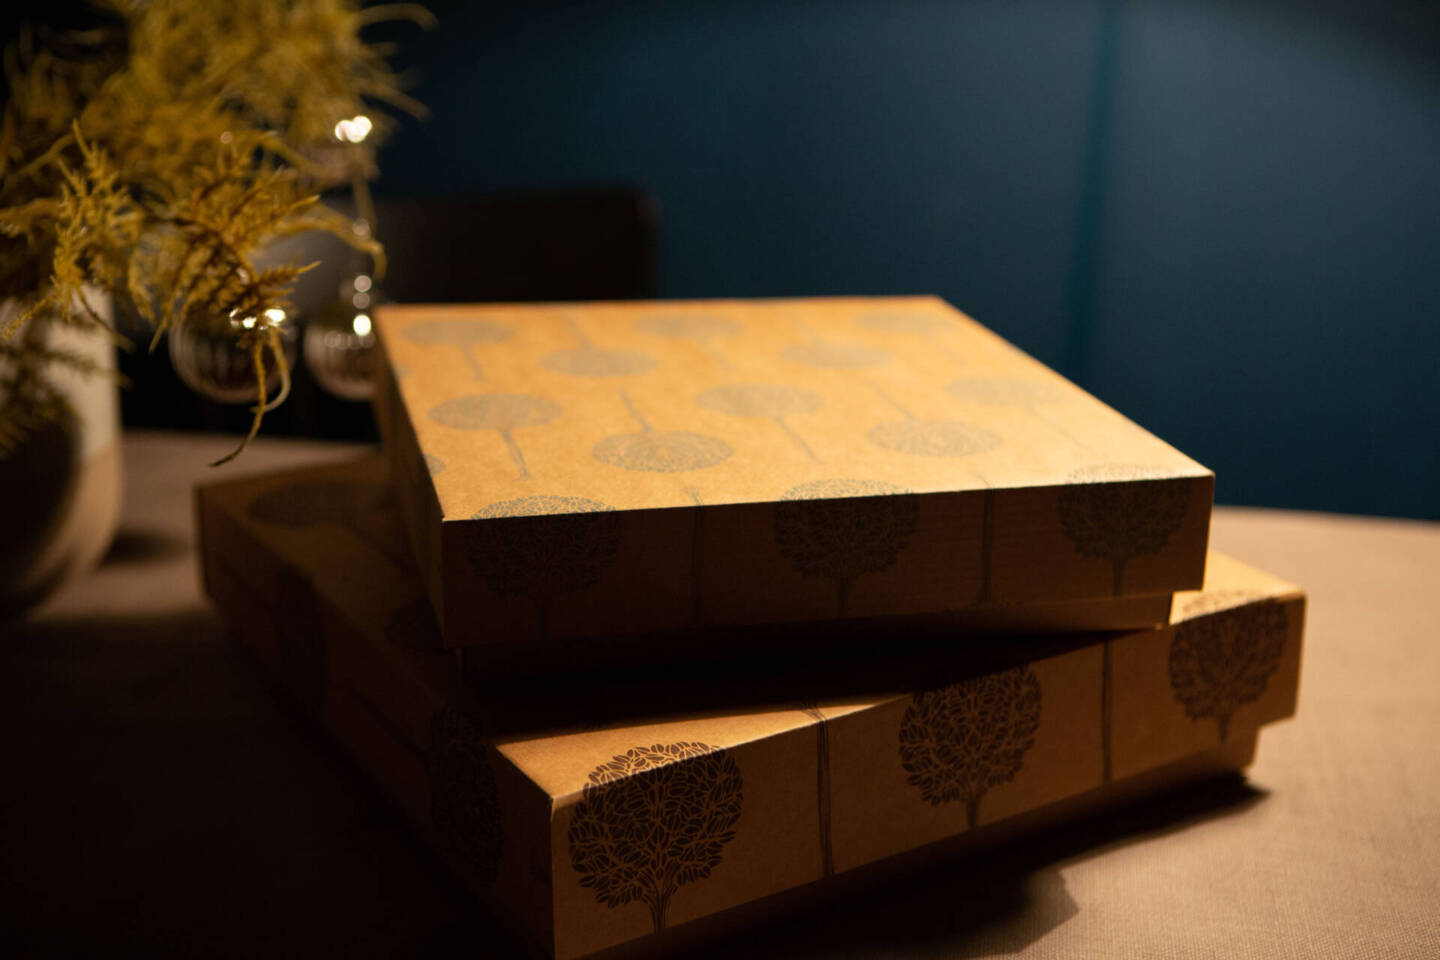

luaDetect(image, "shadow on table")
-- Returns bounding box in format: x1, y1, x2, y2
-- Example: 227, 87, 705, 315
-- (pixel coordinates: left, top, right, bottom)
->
1, 604, 1264, 958
682, 774, 1265, 959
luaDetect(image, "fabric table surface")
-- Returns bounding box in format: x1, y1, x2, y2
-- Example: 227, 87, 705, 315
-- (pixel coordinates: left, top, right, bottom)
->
3, 430, 1437, 957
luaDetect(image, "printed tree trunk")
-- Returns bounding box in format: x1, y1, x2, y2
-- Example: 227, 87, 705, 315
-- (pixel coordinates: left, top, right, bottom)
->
401, 316, 515, 380
1169, 601, 1288, 742
428, 705, 503, 888
541, 315, 658, 377
854, 308, 965, 364
782, 315, 893, 370
247, 480, 409, 570
798, 704, 834, 877
427, 393, 562, 478
1057, 464, 1191, 596
773, 478, 919, 617
568, 742, 743, 933
592, 390, 733, 473
465, 495, 621, 638
945, 376, 1089, 450
899, 666, 1042, 829
695, 382, 824, 461
864, 380, 1002, 460
635, 313, 742, 368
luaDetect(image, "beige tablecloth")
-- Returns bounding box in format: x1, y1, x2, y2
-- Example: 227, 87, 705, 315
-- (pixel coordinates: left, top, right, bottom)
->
4, 431, 1438, 957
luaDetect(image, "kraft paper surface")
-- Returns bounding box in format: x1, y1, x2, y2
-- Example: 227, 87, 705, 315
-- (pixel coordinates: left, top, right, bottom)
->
375, 297, 1213, 649
198, 455, 1301, 960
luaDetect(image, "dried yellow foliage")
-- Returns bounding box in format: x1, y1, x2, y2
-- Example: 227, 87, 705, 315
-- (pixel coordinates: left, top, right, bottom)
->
0, 0, 431, 463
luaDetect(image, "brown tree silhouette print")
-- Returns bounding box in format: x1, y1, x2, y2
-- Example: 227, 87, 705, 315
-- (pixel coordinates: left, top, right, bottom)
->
593, 390, 733, 473
568, 741, 743, 933
429, 705, 503, 888
402, 316, 515, 380
466, 495, 621, 638
1169, 601, 1288, 742
695, 382, 824, 461
247, 481, 409, 571
422, 452, 446, 475
635, 313, 742, 367
899, 666, 1042, 829
774, 479, 919, 617
1057, 465, 1192, 595
798, 704, 835, 877
542, 315, 658, 378
428, 393, 562, 478
946, 376, 1089, 450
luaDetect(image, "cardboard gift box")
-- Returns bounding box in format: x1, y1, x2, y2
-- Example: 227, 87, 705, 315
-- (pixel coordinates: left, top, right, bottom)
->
373, 296, 1212, 654
197, 456, 1301, 960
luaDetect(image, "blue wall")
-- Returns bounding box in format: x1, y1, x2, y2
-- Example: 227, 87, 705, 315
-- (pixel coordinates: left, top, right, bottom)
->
377, 0, 1440, 519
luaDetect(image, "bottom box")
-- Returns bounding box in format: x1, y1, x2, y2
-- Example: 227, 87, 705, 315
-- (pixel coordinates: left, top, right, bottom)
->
198, 456, 1303, 960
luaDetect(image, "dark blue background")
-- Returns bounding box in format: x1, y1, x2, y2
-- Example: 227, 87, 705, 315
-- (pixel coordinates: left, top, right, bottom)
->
374, 0, 1440, 519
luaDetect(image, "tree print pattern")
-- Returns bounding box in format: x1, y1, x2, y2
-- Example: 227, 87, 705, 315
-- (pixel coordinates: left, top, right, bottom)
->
593, 390, 733, 473
945, 376, 1087, 449
568, 741, 743, 933
466, 495, 621, 638
401, 317, 515, 380
782, 339, 891, 370
864, 380, 1002, 459
635, 313, 741, 367
422, 452, 446, 476
429, 705, 503, 888
854, 309, 964, 363
695, 382, 823, 461
899, 666, 1042, 829
542, 315, 658, 377
1169, 601, 1288, 742
774, 479, 919, 617
247, 480, 409, 570
428, 393, 563, 478
798, 704, 834, 877
1057, 465, 1192, 595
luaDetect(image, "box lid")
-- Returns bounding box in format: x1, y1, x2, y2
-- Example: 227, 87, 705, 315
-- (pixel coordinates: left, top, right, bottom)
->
377, 296, 1212, 649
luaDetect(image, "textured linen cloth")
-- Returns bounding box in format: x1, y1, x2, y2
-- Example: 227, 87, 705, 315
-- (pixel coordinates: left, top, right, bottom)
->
3, 433, 1438, 957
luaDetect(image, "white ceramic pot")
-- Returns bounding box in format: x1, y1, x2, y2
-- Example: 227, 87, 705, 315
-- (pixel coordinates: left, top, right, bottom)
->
0, 292, 122, 615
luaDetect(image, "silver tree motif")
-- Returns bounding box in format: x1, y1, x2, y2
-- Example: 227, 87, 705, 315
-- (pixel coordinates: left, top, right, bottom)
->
427, 393, 563, 478
774, 479, 919, 616
695, 382, 824, 461
1057, 464, 1192, 596
466, 495, 621, 638
864, 380, 1002, 459
568, 741, 743, 933
422, 452, 446, 475
401, 317, 515, 380
945, 376, 1088, 449
429, 705, 503, 888
635, 313, 742, 367
854, 308, 964, 363
1169, 601, 1288, 742
247, 480, 409, 570
542, 315, 658, 378
592, 390, 733, 473
899, 667, 1042, 829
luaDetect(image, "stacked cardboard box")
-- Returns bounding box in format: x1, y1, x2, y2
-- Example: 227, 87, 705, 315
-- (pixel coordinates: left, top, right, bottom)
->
199, 296, 1304, 959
